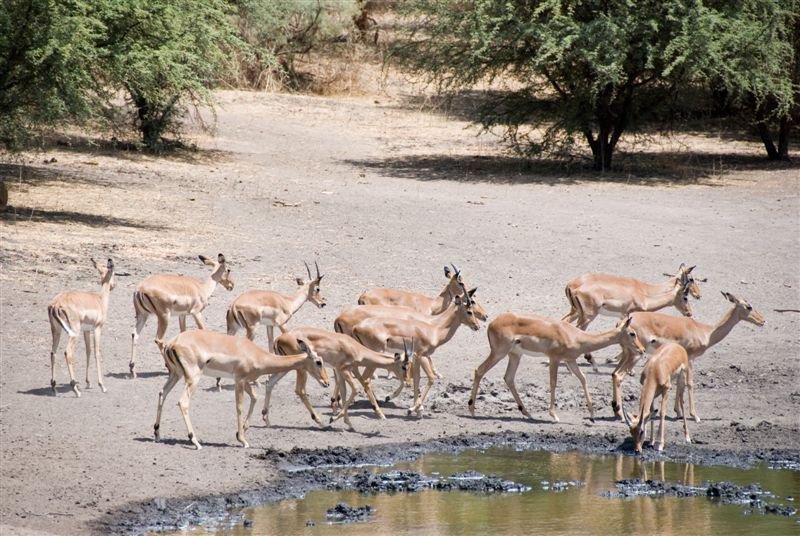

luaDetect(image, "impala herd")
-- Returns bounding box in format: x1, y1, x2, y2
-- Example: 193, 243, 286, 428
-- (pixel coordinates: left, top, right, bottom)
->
46, 257, 765, 452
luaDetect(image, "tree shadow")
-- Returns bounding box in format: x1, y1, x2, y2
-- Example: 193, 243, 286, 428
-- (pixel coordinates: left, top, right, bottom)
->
343, 150, 790, 186
0, 205, 163, 229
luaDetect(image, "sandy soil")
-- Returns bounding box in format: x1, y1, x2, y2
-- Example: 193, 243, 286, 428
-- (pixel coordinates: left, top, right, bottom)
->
1, 87, 799, 535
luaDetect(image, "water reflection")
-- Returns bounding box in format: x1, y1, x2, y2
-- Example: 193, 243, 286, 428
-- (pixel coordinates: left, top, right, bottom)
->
176, 450, 799, 535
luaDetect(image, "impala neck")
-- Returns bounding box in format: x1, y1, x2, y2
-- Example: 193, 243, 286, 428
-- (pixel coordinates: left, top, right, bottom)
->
99, 279, 113, 316
429, 304, 462, 347
575, 327, 623, 355
286, 284, 311, 316
358, 347, 397, 366
639, 280, 681, 310
254, 351, 306, 376
200, 275, 218, 303
706, 306, 741, 348
432, 278, 458, 314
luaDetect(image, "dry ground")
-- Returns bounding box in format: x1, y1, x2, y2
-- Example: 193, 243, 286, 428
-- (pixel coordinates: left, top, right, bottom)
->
1, 87, 799, 535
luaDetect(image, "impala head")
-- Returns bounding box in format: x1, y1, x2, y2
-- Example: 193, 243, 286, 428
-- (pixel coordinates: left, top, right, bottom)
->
462, 285, 489, 322
721, 291, 765, 326
455, 289, 482, 332
617, 315, 646, 354
674, 287, 693, 318
393, 338, 414, 374
297, 339, 330, 388
668, 264, 705, 300
91, 258, 116, 290
298, 261, 326, 308
622, 405, 649, 453
201, 253, 235, 291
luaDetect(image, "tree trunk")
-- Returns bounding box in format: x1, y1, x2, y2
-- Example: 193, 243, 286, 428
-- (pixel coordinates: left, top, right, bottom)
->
584, 119, 621, 172
756, 120, 780, 160
777, 115, 790, 160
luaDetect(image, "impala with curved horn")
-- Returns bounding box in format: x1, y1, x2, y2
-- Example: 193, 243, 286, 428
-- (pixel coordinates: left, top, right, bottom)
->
358, 264, 488, 321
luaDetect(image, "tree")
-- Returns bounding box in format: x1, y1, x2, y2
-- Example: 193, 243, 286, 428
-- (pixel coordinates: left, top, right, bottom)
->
391, 0, 796, 171
227, 0, 359, 90
95, 0, 236, 148
0, 0, 101, 149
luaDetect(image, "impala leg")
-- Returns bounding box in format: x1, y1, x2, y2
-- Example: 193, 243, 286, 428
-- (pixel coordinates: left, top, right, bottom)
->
685, 365, 699, 423
154, 371, 181, 441
565, 359, 594, 422
177, 379, 202, 449
130, 309, 148, 379
83, 330, 93, 388
235, 382, 250, 448
503, 351, 532, 418
611, 349, 633, 417
679, 372, 693, 443
294, 370, 324, 427
547, 359, 560, 422
331, 370, 359, 429
49, 322, 62, 393
408, 356, 422, 414
657, 391, 669, 451
266, 325, 275, 353
64, 335, 81, 397
576, 311, 599, 366
93, 327, 107, 393
468, 343, 512, 416
330, 368, 341, 410
190, 312, 206, 330
353, 368, 385, 419
243, 380, 258, 431
409, 355, 436, 417
261, 371, 288, 426
153, 312, 171, 362
178, 315, 187, 332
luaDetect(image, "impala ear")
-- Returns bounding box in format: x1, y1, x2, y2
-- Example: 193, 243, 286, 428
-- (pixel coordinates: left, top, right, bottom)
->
623, 315, 633, 328
468, 287, 477, 297
199, 255, 210, 265
721, 291, 735, 302
296, 277, 305, 286
297, 339, 309, 353
444, 266, 451, 278
106, 259, 114, 271
687, 265, 696, 273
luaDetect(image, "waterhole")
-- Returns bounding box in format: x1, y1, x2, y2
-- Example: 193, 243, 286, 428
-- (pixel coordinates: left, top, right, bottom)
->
170, 449, 799, 534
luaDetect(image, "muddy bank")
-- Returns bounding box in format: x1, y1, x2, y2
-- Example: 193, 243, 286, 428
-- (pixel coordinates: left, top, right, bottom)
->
96, 430, 800, 535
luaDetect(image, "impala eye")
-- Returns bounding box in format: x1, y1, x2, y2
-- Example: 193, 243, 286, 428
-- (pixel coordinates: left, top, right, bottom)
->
746, 304, 752, 311
629, 332, 636, 337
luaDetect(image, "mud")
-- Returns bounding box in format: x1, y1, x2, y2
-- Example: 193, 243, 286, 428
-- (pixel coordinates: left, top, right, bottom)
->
95, 430, 800, 534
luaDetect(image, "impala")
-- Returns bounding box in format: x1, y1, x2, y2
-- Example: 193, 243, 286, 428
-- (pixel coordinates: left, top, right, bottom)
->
129, 253, 234, 378
610, 292, 765, 420
226, 261, 326, 349
358, 265, 489, 321
333, 287, 479, 382
563, 264, 703, 327
47, 258, 115, 396
155, 330, 329, 449
562, 264, 702, 367
468, 314, 644, 423
272, 329, 412, 429
351, 290, 481, 416
623, 341, 694, 453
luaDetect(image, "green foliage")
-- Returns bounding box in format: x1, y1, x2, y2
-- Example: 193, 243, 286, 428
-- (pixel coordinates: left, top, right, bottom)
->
392, 0, 796, 170
94, 0, 236, 147
227, 0, 359, 90
0, 0, 102, 149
